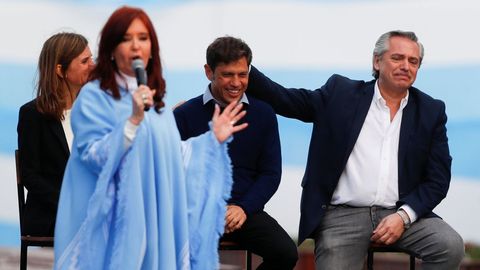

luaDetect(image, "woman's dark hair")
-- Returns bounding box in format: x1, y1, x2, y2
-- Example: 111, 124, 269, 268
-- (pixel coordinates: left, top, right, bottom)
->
92, 6, 166, 111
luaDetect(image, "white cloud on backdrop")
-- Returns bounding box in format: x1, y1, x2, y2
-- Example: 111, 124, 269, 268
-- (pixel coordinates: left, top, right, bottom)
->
0, 0, 479, 70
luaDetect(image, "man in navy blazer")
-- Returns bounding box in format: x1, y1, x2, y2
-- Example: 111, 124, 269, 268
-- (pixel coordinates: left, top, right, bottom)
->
247, 30, 464, 269
175, 36, 298, 269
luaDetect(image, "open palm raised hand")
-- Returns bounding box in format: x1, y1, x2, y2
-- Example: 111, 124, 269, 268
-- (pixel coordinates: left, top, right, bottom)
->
212, 102, 248, 143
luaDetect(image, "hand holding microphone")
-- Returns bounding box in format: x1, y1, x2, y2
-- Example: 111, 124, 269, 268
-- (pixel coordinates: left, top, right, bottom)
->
132, 58, 150, 111
128, 58, 155, 126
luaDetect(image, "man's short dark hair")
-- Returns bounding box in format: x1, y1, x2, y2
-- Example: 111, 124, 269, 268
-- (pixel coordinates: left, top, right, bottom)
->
206, 36, 252, 72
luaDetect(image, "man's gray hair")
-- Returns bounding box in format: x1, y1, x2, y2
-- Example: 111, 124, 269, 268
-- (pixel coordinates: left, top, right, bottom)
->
372, 30, 424, 79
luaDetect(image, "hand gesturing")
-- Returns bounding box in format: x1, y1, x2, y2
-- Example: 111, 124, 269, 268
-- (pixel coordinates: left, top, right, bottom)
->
212, 102, 248, 143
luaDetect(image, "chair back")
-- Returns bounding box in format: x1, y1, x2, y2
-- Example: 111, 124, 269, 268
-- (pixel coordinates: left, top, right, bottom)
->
15, 149, 26, 235
15, 149, 54, 270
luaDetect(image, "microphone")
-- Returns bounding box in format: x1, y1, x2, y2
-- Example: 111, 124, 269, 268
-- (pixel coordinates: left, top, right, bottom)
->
131, 58, 149, 111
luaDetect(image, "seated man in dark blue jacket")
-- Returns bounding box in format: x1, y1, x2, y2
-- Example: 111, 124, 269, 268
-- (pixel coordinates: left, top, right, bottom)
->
174, 36, 298, 270
246, 30, 464, 270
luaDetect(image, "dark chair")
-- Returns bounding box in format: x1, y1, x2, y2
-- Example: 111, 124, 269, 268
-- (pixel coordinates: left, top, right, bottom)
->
219, 240, 252, 270
15, 150, 54, 270
367, 243, 416, 270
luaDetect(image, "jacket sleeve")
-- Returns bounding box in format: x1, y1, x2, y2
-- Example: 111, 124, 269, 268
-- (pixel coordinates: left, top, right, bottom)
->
398, 100, 452, 218
17, 103, 59, 203
247, 65, 329, 123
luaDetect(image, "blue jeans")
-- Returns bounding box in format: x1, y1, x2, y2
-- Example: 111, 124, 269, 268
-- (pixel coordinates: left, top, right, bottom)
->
313, 205, 464, 270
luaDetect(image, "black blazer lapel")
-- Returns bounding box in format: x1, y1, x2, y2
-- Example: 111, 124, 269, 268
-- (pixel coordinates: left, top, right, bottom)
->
344, 83, 375, 160
49, 120, 69, 156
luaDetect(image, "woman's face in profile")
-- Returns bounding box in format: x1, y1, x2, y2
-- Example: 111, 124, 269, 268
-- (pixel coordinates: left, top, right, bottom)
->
65, 46, 95, 91
113, 18, 152, 77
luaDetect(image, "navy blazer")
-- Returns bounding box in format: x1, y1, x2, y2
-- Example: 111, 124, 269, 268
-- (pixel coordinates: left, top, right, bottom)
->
17, 100, 69, 236
247, 66, 452, 244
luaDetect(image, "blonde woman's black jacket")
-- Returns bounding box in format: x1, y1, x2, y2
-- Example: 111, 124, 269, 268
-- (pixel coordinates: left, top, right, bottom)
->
17, 99, 69, 236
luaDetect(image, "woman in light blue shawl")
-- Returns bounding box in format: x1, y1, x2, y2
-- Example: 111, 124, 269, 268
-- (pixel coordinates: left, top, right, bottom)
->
54, 6, 248, 270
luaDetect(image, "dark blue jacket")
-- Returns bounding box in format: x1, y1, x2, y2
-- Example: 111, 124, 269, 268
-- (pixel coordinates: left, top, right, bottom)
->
246, 66, 452, 245
174, 94, 282, 215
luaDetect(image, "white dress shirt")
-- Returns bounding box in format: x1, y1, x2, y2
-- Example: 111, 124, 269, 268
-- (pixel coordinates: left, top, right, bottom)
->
331, 81, 417, 222
61, 109, 73, 151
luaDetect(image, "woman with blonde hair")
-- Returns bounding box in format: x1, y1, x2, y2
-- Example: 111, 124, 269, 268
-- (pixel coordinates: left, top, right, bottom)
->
17, 32, 94, 237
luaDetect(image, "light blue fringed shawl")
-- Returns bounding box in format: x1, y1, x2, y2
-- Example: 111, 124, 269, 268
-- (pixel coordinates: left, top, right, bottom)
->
54, 80, 232, 270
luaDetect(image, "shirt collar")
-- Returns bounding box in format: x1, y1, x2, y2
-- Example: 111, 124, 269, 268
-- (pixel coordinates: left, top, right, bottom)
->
374, 80, 409, 110
202, 85, 249, 106
115, 71, 138, 94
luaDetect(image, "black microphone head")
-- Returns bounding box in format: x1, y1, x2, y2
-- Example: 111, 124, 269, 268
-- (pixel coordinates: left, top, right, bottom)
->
131, 58, 145, 71
132, 58, 150, 111
131, 58, 147, 86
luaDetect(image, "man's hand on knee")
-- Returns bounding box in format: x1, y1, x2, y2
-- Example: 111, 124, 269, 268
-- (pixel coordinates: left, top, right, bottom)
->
371, 213, 404, 245
224, 205, 247, 234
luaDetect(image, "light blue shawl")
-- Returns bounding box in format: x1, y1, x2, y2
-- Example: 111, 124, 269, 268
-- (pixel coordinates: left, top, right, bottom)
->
54, 80, 232, 270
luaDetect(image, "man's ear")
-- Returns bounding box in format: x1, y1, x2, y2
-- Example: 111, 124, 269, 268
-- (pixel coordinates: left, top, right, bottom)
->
56, 64, 64, 78
373, 55, 380, 73
204, 64, 214, 81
